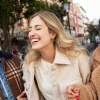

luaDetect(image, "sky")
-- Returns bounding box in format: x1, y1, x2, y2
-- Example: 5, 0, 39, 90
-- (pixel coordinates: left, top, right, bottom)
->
73, 0, 100, 21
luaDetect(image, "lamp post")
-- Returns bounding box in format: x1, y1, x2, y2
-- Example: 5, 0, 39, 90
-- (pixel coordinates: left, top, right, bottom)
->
63, 2, 71, 34
99, 19, 100, 36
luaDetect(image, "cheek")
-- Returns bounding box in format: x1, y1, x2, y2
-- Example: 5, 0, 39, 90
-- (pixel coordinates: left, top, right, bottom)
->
46, 31, 52, 39
40, 35, 51, 46
42, 34, 52, 42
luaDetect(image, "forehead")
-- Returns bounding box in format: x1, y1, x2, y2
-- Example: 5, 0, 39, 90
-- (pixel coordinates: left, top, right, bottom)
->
29, 16, 46, 27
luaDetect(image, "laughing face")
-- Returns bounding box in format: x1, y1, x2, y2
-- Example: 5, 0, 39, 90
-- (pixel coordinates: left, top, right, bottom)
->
28, 16, 55, 52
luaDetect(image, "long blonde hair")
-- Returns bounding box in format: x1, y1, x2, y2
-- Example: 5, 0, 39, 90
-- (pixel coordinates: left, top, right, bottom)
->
25, 11, 87, 65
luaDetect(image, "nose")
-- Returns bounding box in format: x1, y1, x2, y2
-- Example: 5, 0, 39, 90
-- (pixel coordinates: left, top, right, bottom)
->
29, 35, 35, 41
28, 29, 36, 39
28, 29, 36, 35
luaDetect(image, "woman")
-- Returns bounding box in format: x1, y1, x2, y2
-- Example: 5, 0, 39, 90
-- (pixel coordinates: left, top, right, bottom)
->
66, 47, 100, 100
20, 11, 91, 100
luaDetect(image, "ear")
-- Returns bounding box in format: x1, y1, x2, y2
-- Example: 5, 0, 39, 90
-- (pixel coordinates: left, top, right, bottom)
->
51, 32, 56, 39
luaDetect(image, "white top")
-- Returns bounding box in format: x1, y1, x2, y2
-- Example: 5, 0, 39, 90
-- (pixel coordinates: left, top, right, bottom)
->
35, 58, 54, 100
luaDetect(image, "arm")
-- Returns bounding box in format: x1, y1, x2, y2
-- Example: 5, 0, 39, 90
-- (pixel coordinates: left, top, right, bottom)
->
76, 65, 99, 100
66, 65, 100, 100
66, 52, 92, 100
66, 84, 96, 100
78, 52, 92, 84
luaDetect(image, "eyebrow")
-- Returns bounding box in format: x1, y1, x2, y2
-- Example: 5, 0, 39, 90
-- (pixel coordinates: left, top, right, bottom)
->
29, 25, 42, 28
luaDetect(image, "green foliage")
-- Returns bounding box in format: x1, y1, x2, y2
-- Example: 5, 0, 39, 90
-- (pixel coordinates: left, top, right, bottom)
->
0, 0, 68, 51
47, 3, 66, 22
0, 0, 23, 29
0, 0, 67, 28
23, 1, 47, 18
22, 1, 66, 24
86, 22, 99, 37
59, 0, 68, 3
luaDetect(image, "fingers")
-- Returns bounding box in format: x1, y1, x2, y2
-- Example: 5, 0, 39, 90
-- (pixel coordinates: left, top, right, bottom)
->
67, 92, 79, 99
17, 91, 27, 100
73, 85, 80, 93
66, 85, 80, 100
66, 85, 74, 94
66, 86, 76, 99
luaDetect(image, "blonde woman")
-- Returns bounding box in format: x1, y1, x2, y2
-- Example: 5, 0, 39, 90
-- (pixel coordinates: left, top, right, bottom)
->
18, 11, 91, 100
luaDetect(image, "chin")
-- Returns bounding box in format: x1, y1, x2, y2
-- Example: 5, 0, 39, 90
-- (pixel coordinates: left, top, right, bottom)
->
32, 46, 41, 51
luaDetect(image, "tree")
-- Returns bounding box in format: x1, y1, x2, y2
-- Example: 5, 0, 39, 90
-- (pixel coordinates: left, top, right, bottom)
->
0, 0, 47, 51
0, 0, 23, 51
0, 0, 68, 51
86, 21, 99, 37
59, 0, 68, 3
23, 0, 67, 24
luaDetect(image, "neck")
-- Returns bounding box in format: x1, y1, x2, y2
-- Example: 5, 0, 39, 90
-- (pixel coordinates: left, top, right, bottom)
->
40, 45, 55, 64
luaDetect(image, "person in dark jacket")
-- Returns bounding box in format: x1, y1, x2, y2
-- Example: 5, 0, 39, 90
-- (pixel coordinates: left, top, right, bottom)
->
0, 50, 24, 100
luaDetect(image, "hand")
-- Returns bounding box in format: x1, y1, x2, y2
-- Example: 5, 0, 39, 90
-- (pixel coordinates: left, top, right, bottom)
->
17, 91, 28, 100
66, 85, 80, 100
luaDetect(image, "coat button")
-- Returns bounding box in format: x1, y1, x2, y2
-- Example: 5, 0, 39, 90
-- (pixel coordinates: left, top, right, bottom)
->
51, 67, 56, 71
53, 84, 57, 87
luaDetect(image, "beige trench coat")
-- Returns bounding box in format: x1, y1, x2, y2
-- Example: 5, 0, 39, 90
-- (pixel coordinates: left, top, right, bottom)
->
22, 49, 91, 100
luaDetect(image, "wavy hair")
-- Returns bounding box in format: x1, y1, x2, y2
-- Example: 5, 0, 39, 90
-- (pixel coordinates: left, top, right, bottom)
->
24, 11, 87, 65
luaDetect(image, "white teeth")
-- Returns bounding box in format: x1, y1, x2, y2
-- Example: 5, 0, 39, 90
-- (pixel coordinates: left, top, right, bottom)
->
31, 39, 39, 42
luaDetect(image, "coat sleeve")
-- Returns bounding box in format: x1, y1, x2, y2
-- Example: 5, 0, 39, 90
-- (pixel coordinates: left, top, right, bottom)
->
78, 65, 100, 100
78, 52, 92, 84
78, 82, 97, 100
22, 62, 31, 96
22, 62, 41, 100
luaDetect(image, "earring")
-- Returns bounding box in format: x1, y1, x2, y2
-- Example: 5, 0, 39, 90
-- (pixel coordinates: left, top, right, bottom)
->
52, 35, 55, 39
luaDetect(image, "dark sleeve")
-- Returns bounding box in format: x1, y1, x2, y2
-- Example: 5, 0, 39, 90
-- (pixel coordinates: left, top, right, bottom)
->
13, 98, 17, 100
0, 50, 13, 59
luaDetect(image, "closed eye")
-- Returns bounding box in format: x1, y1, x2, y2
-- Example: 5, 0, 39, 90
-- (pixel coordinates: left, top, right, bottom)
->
36, 28, 42, 30
35, 25, 42, 31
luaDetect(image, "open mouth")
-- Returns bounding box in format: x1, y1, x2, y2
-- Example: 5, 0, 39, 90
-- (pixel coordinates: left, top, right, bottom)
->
31, 39, 40, 45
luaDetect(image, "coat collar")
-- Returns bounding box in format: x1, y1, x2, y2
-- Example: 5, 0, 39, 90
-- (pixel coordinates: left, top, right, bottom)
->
28, 47, 71, 70
53, 48, 70, 65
